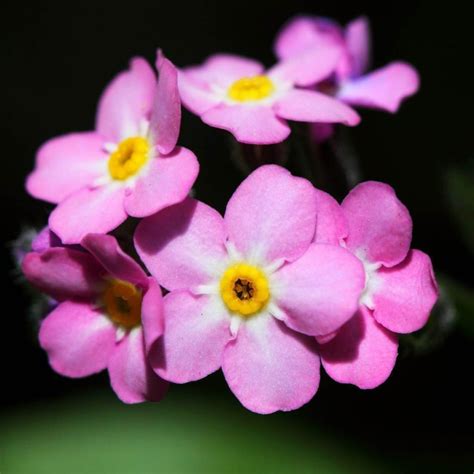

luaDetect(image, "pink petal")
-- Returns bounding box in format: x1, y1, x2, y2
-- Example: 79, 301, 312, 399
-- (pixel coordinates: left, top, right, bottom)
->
222, 315, 320, 414
274, 89, 360, 125
149, 52, 181, 155
149, 291, 231, 383
108, 327, 168, 404
338, 62, 420, 113
178, 71, 222, 115
274, 15, 343, 60
320, 306, 398, 389
345, 16, 371, 77
96, 57, 156, 142
372, 250, 438, 333
201, 104, 290, 145
224, 165, 316, 263
26, 132, 106, 204
141, 277, 165, 351
313, 188, 348, 245
124, 146, 199, 218
31, 227, 61, 252
39, 301, 116, 378
81, 234, 148, 288
22, 248, 104, 301
268, 46, 343, 87
49, 185, 127, 245
275, 243, 365, 336
341, 181, 412, 267
135, 198, 227, 291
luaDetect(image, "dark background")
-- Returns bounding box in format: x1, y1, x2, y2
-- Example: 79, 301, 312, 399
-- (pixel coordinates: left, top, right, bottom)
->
2, 1, 473, 472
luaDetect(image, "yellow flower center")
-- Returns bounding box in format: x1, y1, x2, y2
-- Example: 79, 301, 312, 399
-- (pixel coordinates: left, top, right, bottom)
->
102, 279, 142, 329
227, 75, 275, 102
108, 137, 149, 181
220, 263, 270, 316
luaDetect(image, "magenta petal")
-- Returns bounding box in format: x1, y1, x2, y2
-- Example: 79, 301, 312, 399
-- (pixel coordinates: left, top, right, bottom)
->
320, 306, 398, 389
141, 277, 164, 351
31, 227, 61, 252
223, 315, 320, 414
338, 62, 420, 113
274, 15, 343, 59
314, 188, 348, 245
135, 198, 227, 291
108, 327, 168, 404
26, 132, 106, 204
149, 52, 181, 155
310, 123, 335, 143
225, 165, 317, 263
341, 181, 412, 267
150, 291, 230, 383
345, 16, 371, 77
49, 186, 127, 245
276, 243, 365, 336
81, 234, 148, 288
373, 250, 438, 334
22, 248, 104, 300
274, 89, 360, 125
202, 105, 290, 145
96, 57, 156, 142
39, 301, 116, 378
124, 146, 199, 218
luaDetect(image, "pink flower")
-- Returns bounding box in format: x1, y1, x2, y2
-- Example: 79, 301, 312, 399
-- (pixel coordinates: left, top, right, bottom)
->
22, 233, 167, 404
275, 16, 420, 140
178, 53, 360, 145
26, 53, 199, 244
135, 165, 365, 413
313, 182, 438, 389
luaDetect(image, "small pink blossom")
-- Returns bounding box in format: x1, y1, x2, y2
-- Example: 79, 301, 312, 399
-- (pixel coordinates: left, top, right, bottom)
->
275, 16, 420, 139
26, 53, 199, 244
22, 233, 167, 404
135, 165, 365, 413
178, 53, 360, 145
312, 182, 438, 389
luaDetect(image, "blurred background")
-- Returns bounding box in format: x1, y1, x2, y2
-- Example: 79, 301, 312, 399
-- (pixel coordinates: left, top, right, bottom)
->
2, 0, 473, 472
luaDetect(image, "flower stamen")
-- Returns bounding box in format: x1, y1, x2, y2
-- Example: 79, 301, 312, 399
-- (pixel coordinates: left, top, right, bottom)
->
108, 137, 149, 180
228, 75, 275, 102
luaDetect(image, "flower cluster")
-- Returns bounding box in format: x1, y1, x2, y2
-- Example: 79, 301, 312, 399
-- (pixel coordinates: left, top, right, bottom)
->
21, 15, 436, 414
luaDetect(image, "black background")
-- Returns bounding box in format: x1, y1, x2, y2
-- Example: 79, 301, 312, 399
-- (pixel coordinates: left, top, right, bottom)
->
2, 0, 473, 471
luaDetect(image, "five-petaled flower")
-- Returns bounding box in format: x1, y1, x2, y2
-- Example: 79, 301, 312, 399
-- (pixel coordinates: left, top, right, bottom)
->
274, 16, 420, 140
26, 52, 199, 244
178, 53, 360, 145
134, 165, 365, 414
22, 233, 167, 404
312, 182, 438, 388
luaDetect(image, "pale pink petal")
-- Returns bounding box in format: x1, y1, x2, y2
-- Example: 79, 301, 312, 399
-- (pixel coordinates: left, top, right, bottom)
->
274, 89, 360, 125
49, 185, 127, 245
345, 16, 371, 77
341, 181, 412, 267
81, 234, 148, 288
149, 52, 181, 155
338, 62, 420, 113
201, 104, 290, 145
275, 243, 365, 336
274, 16, 343, 59
108, 327, 168, 404
141, 277, 164, 351
224, 165, 316, 263
22, 248, 104, 301
268, 46, 343, 87
96, 57, 156, 142
313, 188, 348, 245
135, 198, 227, 291
372, 250, 438, 333
320, 306, 398, 389
178, 71, 222, 115
149, 291, 230, 383
26, 132, 106, 204
124, 146, 199, 218
222, 315, 320, 414
39, 301, 116, 378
